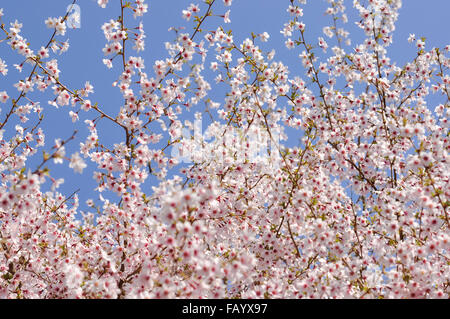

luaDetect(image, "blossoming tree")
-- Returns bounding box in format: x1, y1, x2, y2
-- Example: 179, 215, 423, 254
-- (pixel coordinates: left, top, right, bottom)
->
0, 0, 448, 298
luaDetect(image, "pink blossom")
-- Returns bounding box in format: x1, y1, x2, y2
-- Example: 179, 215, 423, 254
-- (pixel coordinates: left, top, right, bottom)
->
0, 0, 447, 300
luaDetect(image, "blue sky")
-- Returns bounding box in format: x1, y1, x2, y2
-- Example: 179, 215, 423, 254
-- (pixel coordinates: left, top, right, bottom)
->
0, 0, 449, 212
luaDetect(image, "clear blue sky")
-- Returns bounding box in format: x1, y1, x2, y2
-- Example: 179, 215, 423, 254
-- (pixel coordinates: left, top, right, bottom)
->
0, 0, 449, 212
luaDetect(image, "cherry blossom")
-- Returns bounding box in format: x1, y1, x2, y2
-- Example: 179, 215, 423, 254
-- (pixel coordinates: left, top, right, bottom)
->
0, 58, 8, 75
0, 0, 448, 299
0, 91, 9, 103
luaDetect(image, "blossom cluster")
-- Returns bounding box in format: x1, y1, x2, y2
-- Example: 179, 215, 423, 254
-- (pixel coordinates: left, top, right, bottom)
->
0, 0, 448, 299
